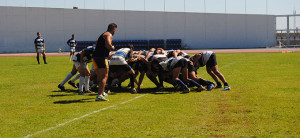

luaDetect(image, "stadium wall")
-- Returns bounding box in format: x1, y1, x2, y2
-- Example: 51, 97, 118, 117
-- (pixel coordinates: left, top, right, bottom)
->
0, 6, 275, 53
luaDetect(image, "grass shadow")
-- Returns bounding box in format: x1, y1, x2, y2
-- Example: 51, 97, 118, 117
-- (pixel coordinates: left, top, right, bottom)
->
48, 94, 76, 97
52, 89, 78, 93
54, 98, 93, 104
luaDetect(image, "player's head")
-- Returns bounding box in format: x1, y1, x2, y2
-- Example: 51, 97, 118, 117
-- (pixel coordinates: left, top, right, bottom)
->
127, 44, 134, 50
150, 48, 156, 52
72, 34, 75, 39
107, 23, 117, 35
37, 32, 41, 37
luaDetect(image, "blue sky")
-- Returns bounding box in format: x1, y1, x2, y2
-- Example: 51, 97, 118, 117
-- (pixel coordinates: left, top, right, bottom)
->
0, 0, 299, 29
0, 0, 299, 15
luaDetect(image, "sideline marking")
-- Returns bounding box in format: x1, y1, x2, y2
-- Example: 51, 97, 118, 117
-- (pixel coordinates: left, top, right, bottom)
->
24, 95, 146, 138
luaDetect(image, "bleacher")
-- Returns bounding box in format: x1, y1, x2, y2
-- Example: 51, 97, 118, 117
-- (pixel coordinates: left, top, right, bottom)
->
113, 40, 148, 50
76, 39, 182, 51
76, 41, 96, 52
166, 39, 182, 50
149, 39, 165, 49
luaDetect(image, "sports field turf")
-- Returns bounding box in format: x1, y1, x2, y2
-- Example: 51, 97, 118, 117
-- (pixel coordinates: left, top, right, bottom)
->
0, 52, 299, 137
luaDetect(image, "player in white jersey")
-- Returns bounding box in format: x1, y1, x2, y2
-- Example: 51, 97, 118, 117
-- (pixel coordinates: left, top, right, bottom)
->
192, 51, 230, 90
147, 49, 168, 91
67, 34, 78, 61
34, 32, 47, 64
107, 44, 137, 93
151, 57, 191, 93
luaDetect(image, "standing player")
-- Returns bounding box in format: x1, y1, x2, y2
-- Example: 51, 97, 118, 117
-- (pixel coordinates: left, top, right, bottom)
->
34, 32, 47, 64
67, 34, 78, 61
92, 23, 117, 101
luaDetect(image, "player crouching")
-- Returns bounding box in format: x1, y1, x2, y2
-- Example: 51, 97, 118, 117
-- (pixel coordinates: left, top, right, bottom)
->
58, 46, 96, 95
107, 44, 138, 94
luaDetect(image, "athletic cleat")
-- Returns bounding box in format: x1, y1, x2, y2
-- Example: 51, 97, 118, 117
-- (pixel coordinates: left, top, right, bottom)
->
197, 85, 206, 92
44, 62, 48, 64
215, 85, 223, 89
68, 81, 78, 88
58, 84, 66, 91
78, 91, 86, 95
182, 88, 190, 93
131, 88, 138, 94
206, 82, 216, 91
221, 86, 231, 91
102, 92, 108, 97
95, 95, 109, 101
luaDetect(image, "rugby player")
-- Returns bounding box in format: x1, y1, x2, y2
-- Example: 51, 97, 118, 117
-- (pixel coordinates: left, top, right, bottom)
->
92, 23, 117, 101
192, 51, 230, 90
67, 34, 78, 61
34, 32, 47, 64
58, 46, 96, 95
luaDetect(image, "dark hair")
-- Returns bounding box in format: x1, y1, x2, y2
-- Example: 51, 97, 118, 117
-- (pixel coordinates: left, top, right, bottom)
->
127, 44, 134, 50
72, 34, 75, 36
37, 32, 40, 35
107, 23, 117, 31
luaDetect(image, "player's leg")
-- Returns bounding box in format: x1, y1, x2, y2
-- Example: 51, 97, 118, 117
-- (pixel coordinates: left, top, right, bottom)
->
36, 52, 40, 64
127, 66, 137, 94
42, 51, 47, 64
93, 58, 109, 101
83, 64, 92, 93
172, 67, 189, 93
206, 67, 219, 83
77, 64, 87, 95
69, 51, 72, 61
58, 64, 78, 91
211, 65, 230, 90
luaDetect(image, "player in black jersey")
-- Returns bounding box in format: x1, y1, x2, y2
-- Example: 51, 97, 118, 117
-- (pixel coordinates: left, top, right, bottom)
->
67, 34, 78, 61
34, 32, 47, 64
92, 23, 117, 101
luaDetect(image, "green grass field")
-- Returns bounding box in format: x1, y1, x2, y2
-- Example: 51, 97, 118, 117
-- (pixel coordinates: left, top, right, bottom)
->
0, 52, 299, 137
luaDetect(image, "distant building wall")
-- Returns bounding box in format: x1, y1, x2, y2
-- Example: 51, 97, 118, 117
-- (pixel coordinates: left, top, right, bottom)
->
0, 6, 275, 53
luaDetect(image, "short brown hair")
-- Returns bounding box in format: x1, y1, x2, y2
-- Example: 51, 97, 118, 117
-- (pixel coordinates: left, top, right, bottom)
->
107, 23, 117, 31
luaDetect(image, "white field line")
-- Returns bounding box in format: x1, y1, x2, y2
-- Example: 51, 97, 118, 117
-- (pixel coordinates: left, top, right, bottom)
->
24, 95, 146, 138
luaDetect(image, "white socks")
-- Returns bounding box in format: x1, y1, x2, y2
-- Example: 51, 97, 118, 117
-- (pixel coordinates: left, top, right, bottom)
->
84, 76, 90, 91
79, 76, 90, 92
79, 76, 84, 92
60, 73, 73, 86
70, 74, 80, 83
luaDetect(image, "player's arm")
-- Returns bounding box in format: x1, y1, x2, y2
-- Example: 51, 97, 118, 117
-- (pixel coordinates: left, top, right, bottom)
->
193, 53, 202, 66
67, 40, 70, 46
34, 40, 38, 53
75, 41, 78, 47
172, 51, 178, 58
35, 44, 38, 53
144, 52, 153, 62
104, 33, 115, 50
43, 41, 46, 53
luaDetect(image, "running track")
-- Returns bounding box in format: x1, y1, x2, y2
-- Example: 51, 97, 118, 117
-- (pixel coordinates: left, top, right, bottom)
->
1, 48, 300, 57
